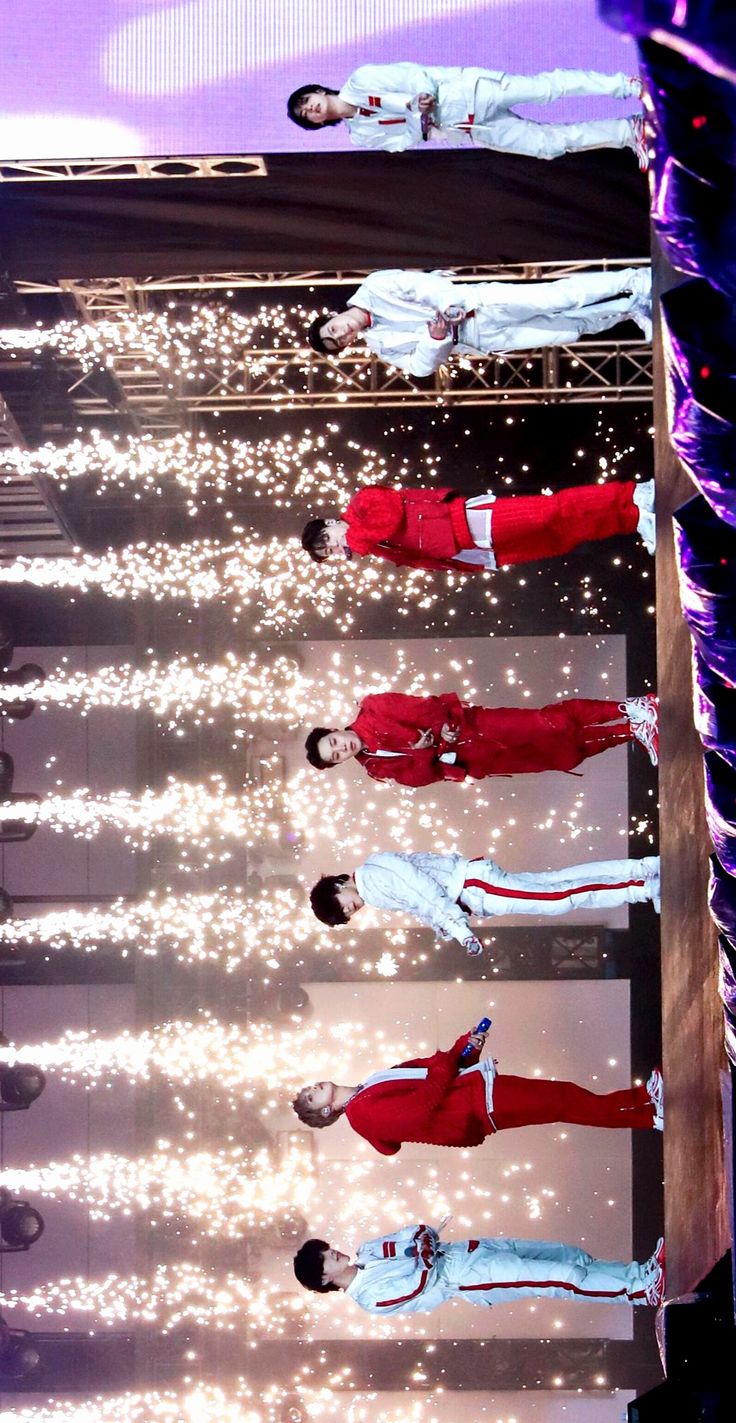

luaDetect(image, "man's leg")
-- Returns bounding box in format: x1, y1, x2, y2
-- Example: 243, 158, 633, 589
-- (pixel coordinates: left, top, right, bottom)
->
464, 700, 632, 774
467, 111, 637, 159
464, 268, 649, 320
462, 854, 659, 915
455, 1237, 650, 1304
491, 1074, 656, 1130
488, 480, 641, 566
487, 70, 641, 107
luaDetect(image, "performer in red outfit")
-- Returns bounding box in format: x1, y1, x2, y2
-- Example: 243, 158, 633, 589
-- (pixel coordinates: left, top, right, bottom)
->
292, 1027, 663, 1155
305, 690, 659, 783
300, 479, 656, 570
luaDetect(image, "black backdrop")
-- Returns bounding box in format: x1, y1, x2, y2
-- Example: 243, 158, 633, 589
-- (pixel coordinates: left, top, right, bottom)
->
0, 149, 648, 280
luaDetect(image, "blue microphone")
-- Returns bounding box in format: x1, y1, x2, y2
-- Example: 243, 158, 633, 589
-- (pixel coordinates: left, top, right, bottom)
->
460, 1017, 492, 1060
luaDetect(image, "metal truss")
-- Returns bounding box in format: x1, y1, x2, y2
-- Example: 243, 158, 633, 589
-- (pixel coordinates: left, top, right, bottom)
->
0, 398, 75, 554
65, 338, 653, 420
17, 257, 647, 297
10, 262, 653, 425
0, 155, 267, 183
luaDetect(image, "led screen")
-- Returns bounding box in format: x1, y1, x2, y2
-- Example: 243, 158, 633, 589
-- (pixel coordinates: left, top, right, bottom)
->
1, 0, 638, 159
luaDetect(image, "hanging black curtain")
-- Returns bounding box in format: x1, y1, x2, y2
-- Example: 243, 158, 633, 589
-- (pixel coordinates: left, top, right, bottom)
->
0, 149, 648, 281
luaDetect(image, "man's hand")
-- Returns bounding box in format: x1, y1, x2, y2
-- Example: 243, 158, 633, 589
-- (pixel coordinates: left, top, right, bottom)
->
413, 728, 435, 749
463, 935, 483, 957
417, 93, 436, 114
443, 304, 466, 325
467, 1027, 487, 1051
428, 315, 449, 340
440, 722, 459, 743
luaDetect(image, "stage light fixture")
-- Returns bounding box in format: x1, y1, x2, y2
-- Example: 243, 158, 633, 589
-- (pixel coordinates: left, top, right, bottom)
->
0, 1316, 41, 1380
0, 1188, 45, 1251
0, 1033, 46, 1111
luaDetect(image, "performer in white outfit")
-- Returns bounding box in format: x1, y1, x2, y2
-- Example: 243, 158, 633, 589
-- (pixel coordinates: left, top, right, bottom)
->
294, 1223, 667, 1311
287, 64, 648, 166
306, 267, 653, 375
309, 850, 661, 954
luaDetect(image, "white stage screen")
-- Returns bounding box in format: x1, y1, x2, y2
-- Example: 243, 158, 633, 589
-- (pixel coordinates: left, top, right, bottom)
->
1, 1, 638, 159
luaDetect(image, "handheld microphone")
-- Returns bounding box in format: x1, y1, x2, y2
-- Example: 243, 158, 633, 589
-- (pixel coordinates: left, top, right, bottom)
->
460, 1017, 492, 1059
420, 112, 432, 141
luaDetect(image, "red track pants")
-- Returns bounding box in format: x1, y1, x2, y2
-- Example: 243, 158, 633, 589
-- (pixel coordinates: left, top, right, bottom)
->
491, 480, 638, 566
491, 1075, 655, 1131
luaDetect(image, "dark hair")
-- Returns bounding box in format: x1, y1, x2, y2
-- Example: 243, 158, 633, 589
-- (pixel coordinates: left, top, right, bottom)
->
287, 85, 341, 130
307, 313, 335, 355
292, 1087, 343, 1129
301, 517, 332, 562
294, 1238, 339, 1292
305, 727, 335, 770
310, 874, 351, 926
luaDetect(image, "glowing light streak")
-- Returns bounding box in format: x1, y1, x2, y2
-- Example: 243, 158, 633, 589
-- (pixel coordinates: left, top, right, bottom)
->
0, 1015, 412, 1095
0, 887, 407, 973
0, 534, 445, 634
0, 1382, 447, 1423
0, 645, 467, 732
0, 1265, 305, 1336
1, 430, 411, 514
0, 1143, 479, 1245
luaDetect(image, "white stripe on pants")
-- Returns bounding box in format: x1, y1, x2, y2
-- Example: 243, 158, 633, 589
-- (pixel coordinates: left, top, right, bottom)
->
460, 856, 657, 917
440, 1238, 648, 1304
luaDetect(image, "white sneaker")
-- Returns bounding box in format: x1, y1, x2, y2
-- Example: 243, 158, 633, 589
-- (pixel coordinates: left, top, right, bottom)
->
646, 1068, 664, 1128
642, 1237, 666, 1305
639, 854, 661, 913
644, 1260, 665, 1306
632, 304, 653, 341
622, 693, 659, 766
629, 114, 651, 171
627, 266, 652, 305
633, 479, 655, 513
632, 483, 656, 554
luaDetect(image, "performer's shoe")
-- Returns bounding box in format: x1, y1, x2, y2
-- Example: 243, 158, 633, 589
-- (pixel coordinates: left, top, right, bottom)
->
626, 76, 644, 102
646, 1068, 664, 1129
627, 265, 652, 305
630, 114, 651, 171
632, 304, 653, 341
643, 1237, 666, 1306
633, 481, 656, 554
622, 693, 659, 766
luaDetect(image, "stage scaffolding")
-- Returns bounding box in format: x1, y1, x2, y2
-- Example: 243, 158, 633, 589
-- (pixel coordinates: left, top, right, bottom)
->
10, 262, 653, 430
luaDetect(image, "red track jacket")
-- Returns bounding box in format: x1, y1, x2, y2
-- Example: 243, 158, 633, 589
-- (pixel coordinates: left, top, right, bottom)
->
344, 1035, 491, 1156
351, 691, 467, 786
343, 485, 476, 570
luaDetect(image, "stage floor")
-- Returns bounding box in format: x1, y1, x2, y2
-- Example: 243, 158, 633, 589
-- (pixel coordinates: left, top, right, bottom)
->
655, 255, 731, 1297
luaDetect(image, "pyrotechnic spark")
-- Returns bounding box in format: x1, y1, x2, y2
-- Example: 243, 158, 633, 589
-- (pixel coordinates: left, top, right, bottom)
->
0, 303, 313, 374
0, 534, 445, 634
0, 777, 293, 851
0, 886, 417, 973
1, 431, 413, 514
0, 1016, 413, 1095
0, 1142, 472, 1244
0, 645, 469, 733
0, 1142, 315, 1232
0, 1382, 447, 1423
0, 1265, 306, 1336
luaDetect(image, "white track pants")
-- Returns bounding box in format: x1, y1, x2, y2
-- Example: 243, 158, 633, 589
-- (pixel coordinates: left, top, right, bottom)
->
455, 267, 651, 351
441, 1238, 649, 1305
459, 855, 659, 918
441, 69, 639, 158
